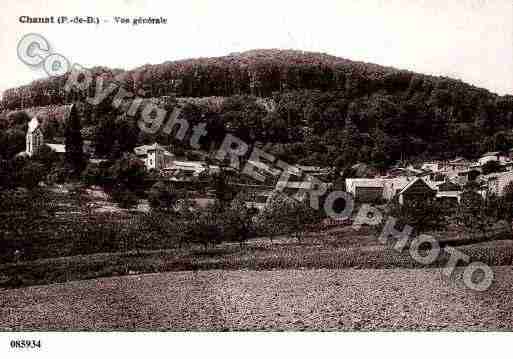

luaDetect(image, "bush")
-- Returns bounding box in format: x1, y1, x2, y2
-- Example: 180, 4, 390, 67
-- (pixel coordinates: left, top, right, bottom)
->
387, 198, 449, 236
32, 145, 59, 171
187, 220, 223, 249
19, 162, 46, 189
81, 162, 103, 186
148, 181, 177, 211
0, 159, 15, 189
110, 184, 139, 209
106, 153, 147, 193
0, 189, 56, 262
481, 160, 503, 175
221, 194, 257, 246
46, 161, 72, 184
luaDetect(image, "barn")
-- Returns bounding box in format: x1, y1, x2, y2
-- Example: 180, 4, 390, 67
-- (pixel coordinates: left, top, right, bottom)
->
345, 178, 384, 203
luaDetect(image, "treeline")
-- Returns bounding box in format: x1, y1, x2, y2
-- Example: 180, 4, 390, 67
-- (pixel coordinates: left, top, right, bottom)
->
2, 49, 509, 111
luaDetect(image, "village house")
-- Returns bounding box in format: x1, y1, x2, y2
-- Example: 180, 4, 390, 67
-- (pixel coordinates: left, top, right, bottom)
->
439, 157, 475, 177
434, 180, 463, 204
397, 178, 437, 205
478, 151, 509, 166
346, 176, 416, 202
134, 143, 175, 170
483, 170, 513, 197
382, 177, 414, 201
171, 160, 208, 178
345, 178, 384, 202
346, 176, 442, 205
421, 158, 477, 180
295, 165, 331, 177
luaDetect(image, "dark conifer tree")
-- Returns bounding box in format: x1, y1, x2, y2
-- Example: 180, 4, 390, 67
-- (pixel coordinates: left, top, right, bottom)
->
64, 103, 85, 175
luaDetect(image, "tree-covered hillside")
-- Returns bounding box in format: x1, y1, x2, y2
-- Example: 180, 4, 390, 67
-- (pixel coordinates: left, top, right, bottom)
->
1, 49, 512, 168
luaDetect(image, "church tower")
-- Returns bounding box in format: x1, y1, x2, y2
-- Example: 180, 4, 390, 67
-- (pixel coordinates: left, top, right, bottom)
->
26, 117, 44, 157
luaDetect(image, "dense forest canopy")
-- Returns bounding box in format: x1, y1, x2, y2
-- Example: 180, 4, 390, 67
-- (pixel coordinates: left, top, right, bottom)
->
1, 49, 513, 168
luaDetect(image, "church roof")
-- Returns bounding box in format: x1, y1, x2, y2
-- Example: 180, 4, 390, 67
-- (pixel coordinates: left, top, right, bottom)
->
27, 117, 41, 134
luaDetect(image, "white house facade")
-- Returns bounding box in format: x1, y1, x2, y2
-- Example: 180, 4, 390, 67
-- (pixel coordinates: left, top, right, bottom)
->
134, 143, 175, 170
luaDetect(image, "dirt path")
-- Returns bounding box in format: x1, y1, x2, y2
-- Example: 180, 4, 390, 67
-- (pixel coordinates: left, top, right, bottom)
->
1, 267, 512, 331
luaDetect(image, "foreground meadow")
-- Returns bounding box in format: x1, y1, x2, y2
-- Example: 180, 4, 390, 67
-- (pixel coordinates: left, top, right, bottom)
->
1, 266, 512, 331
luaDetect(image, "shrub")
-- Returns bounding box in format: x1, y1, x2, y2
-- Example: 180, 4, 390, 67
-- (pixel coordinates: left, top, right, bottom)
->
32, 145, 59, 171
110, 183, 139, 209
46, 161, 72, 184
19, 162, 46, 189
148, 181, 177, 211
481, 160, 503, 175
81, 162, 102, 186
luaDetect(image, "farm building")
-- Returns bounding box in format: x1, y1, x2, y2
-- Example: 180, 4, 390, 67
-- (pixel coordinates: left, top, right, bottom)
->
397, 178, 437, 205
345, 178, 384, 202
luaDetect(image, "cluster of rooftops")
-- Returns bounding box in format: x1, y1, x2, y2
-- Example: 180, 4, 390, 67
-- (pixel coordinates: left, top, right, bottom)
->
346, 151, 513, 204
19, 116, 513, 203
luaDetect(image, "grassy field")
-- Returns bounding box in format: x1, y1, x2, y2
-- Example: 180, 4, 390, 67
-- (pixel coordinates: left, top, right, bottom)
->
2, 266, 512, 330
2, 234, 513, 289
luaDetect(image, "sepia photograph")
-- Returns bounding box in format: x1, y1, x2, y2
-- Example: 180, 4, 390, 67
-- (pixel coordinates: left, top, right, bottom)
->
0, 0, 513, 355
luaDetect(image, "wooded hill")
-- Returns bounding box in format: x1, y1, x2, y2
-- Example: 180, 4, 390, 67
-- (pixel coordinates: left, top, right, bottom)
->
1, 49, 513, 168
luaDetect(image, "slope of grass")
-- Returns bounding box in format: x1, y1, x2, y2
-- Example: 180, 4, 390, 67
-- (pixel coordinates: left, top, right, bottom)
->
2, 236, 513, 289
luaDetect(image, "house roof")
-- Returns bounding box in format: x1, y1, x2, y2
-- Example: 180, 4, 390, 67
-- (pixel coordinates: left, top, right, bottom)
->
386, 167, 424, 177
173, 160, 205, 168
345, 178, 384, 194
276, 181, 313, 190
449, 157, 469, 163
296, 165, 328, 172
46, 143, 66, 153
169, 161, 207, 175
483, 170, 513, 182
397, 178, 436, 196
134, 143, 174, 157
481, 152, 500, 157
246, 160, 282, 176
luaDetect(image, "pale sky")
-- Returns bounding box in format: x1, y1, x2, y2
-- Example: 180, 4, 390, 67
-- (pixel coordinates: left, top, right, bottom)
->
1, 0, 512, 98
